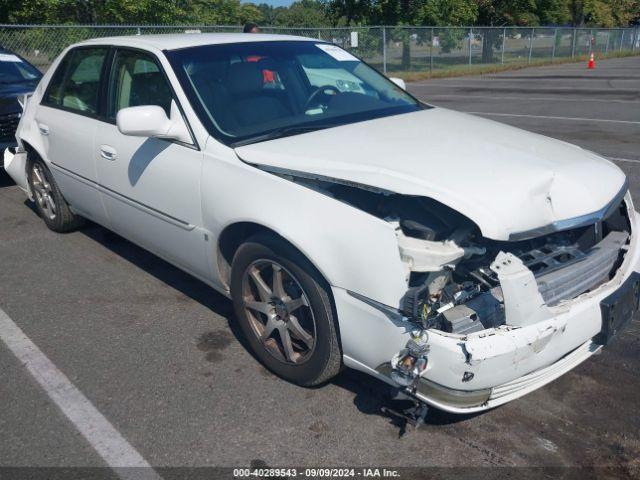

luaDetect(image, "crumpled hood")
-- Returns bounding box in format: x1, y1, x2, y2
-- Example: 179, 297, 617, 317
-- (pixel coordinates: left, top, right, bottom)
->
235, 108, 627, 241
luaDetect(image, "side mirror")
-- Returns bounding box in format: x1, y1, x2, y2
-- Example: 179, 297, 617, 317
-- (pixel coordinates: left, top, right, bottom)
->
116, 102, 191, 144
389, 77, 406, 90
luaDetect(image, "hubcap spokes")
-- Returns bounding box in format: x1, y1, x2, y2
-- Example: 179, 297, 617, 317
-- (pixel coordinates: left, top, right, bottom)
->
31, 165, 56, 220
242, 260, 316, 364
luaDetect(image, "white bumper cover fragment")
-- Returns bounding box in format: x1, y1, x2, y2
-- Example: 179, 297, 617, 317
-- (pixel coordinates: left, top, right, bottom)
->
4, 147, 29, 194
335, 210, 640, 413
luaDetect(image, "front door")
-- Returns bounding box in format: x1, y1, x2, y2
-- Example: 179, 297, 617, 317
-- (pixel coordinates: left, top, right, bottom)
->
94, 48, 209, 280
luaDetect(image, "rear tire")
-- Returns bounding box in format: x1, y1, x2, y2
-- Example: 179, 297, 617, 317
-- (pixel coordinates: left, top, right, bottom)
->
230, 233, 342, 386
27, 156, 84, 233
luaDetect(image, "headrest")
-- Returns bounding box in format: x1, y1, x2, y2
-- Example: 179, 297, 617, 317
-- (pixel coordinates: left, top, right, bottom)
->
227, 62, 263, 96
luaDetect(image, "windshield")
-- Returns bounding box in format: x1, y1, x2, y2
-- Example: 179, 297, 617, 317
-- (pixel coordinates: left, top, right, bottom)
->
0, 52, 42, 85
166, 41, 423, 146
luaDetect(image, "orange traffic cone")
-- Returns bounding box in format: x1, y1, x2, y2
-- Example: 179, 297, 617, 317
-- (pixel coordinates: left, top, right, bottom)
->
588, 52, 595, 69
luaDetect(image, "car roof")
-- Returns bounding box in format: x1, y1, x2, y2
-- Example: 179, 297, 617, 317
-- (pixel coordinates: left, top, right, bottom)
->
79, 33, 318, 51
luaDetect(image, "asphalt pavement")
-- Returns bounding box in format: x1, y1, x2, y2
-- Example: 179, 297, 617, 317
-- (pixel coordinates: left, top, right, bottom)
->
1, 55, 639, 476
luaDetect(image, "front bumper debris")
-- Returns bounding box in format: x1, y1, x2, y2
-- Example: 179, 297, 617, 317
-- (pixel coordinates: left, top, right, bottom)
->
377, 362, 492, 410
333, 208, 640, 414
379, 339, 602, 413
1, 144, 17, 168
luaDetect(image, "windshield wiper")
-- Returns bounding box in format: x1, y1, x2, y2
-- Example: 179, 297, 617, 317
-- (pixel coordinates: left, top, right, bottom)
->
231, 124, 335, 148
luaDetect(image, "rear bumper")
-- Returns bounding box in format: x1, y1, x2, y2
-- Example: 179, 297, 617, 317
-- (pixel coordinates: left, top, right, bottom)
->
334, 207, 640, 414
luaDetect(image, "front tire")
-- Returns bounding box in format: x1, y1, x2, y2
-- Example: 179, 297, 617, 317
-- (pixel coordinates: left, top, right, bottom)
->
230, 234, 342, 386
27, 157, 84, 232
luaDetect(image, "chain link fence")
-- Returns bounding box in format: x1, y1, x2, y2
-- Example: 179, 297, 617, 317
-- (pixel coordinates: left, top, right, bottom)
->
1, 24, 639, 75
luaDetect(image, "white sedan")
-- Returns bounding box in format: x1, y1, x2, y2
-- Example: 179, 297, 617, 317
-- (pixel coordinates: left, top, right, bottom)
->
4, 34, 639, 415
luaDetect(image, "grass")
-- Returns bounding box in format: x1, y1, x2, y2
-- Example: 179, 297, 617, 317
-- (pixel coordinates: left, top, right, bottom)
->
388, 50, 640, 82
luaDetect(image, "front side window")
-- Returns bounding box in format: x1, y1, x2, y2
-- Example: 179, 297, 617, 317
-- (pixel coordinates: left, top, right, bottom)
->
107, 49, 173, 120
44, 47, 108, 114
166, 41, 423, 146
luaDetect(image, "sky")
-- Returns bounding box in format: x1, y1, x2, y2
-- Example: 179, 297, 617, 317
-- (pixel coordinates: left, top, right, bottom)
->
241, 0, 295, 6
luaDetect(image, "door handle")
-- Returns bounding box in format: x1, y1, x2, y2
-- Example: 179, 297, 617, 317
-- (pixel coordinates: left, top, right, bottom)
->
38, 123, 49, 136
99, 145, 117, 161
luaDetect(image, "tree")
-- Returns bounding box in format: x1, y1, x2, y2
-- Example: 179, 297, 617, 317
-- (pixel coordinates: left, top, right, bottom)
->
535, 0, 571, 24
419, 1, 478, 58
476, 0, 538, 26
3, 0, 639, 28
325, 0, 479, 69
100, 0, 191, 24
420, 0, 478, 25
366, 1, 424, 69
0, 0, 10, 23
273, 0, 329, 27
323, 0, 373, 25
6, 0, 191, 24
567, 0, 637, 27
188, 0, 242, 25
613, 0, 640, 26
475, 0, 538, 62
239, 2, 264, 25
255, 3, 281, 24
568, 0, 623, 26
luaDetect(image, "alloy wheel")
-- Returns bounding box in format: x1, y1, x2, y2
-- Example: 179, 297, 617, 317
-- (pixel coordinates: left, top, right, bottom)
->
241, 259, 316, 365
31, 163, 57, 220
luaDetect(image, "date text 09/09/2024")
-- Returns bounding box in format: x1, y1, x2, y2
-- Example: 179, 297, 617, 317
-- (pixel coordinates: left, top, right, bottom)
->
233, 468, 401, 478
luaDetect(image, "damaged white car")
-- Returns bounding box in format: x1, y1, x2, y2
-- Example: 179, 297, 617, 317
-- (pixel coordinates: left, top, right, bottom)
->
5, 34, 639, 417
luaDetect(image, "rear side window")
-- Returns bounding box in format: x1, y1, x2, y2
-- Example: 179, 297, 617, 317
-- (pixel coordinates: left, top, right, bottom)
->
107, 49, 173, 120
43, 47, 108, 115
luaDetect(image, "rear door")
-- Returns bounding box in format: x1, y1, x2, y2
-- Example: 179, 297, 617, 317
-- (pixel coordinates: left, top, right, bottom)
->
35, 46, 110, 225
94, 47, 209, 279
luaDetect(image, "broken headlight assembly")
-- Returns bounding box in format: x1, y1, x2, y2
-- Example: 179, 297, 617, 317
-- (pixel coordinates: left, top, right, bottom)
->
398, 193, 632, 337
260, 164, 631, 335
262, 165, 632, 337
390, 329, 429, 389
384, 194, 631, 420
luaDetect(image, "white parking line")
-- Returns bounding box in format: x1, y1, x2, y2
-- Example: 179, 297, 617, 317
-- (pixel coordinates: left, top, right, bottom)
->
0, 307, 161, 480
422, 93, 640, 104
608, 156, 640, 164
464, 111, 640, 125
410, 82, 590, 88
410, 81, 639, 88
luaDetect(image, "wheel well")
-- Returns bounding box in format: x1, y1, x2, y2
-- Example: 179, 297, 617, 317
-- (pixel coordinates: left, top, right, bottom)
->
21, 140, 40, 163
217, 222, 331, 293
20, 141, 39, 197
217, 221, 343, 352
217, 222, 279, 290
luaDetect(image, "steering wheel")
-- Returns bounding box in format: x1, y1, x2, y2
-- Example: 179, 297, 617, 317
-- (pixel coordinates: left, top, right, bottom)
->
304, 85, 341, 111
